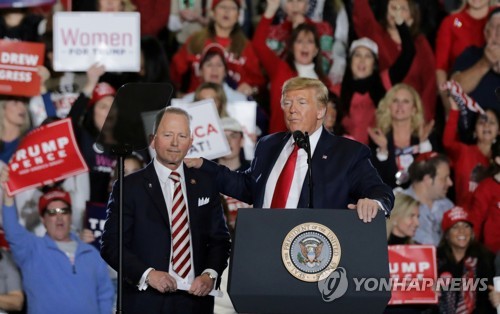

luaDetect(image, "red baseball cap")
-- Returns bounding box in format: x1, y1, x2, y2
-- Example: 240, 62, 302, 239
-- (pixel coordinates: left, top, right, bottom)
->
90, 82, 116, 106
38, 189, 72, 216
441, 206, 473, 233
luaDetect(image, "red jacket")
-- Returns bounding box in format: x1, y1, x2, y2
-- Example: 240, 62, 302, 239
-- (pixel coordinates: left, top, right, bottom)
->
171, 35, 265, 93
470, 177, 500, 253
435, 7, 487, 73
443, 110, 489, 207
353, 0, 436, 121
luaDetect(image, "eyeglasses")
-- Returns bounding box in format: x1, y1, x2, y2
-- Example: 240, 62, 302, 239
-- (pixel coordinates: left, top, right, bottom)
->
45, 207, 71, 216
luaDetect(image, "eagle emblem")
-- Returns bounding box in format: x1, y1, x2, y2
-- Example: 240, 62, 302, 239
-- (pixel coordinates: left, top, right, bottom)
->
299, 237, 324, 267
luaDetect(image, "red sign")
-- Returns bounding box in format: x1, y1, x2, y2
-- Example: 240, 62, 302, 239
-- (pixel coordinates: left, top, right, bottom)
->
388, 245, 438, 305
5, 119, 88, 196
0, 40, 45, 97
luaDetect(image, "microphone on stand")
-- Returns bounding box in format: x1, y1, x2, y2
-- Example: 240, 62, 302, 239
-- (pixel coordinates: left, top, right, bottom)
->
292, 131, 313, 208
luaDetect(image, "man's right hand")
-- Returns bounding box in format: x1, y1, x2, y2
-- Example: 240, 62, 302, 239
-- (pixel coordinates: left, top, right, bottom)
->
147, 270, 178, 293
184, 158, 204, 169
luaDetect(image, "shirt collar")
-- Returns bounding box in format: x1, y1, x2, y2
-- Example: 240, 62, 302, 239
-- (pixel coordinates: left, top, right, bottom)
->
153, 158, 185, 184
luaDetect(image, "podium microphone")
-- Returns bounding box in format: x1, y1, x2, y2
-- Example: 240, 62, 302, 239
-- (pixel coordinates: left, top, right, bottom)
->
292, 130, 309, 150
292, 130, 313, 208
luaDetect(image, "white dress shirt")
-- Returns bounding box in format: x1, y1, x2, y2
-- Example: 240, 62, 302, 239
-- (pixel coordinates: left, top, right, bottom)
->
263, 127, 322, 208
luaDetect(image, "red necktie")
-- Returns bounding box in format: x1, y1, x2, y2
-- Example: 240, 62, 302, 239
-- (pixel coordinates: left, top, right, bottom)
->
271, 144, 299, 208
169, 171, 191, 278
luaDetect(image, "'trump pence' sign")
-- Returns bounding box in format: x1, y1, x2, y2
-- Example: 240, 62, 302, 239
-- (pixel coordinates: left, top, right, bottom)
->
388, 245, 438, 305
53, 12, 140, 72
6, 119, 88, 196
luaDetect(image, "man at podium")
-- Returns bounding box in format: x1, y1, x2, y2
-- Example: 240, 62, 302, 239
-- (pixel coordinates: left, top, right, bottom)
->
187, 77, 394, 222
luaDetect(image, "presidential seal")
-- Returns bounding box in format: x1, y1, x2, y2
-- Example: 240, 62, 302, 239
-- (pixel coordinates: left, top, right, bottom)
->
281, 222, 341, 282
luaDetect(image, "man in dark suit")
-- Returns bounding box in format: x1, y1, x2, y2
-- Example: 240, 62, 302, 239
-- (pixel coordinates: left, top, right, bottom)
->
188, 77, 394, 221
101, 107, 231, 314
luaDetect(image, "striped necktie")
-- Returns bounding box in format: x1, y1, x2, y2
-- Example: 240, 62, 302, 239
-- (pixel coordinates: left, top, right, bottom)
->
169, 171, 191, 278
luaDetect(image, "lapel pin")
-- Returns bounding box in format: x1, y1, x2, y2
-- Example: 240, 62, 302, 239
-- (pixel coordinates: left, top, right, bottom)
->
190, 179, 196, 185
322, 155, 328, 160
148, 183, 152, 188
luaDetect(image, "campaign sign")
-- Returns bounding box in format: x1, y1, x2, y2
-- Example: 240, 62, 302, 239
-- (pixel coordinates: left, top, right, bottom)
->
0, 0, 55, 8
0, 40, 45, 97
53, 12, 140, 72
6, 119, 88, 196
85, 202, 107, 250
172, 99, 231, 160
388, 245, 438, 305
226, 100, 257, 160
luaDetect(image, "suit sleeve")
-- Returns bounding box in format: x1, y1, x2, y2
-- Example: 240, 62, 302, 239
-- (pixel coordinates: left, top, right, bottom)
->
100, 181, 150, 285
200, 159, 254, 205
348, 145, 395, 214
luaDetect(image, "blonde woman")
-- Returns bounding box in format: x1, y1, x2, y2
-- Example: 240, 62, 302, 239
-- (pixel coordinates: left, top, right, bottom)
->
193, 82, 229, 117
386, 193, 420, 244
0, 97, 31, 166
368, 83, 434, 188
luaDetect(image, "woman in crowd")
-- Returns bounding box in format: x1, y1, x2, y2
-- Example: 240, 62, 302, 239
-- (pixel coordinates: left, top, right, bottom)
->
470, 140, 500, 254
386, 193, 420, 245
171, 0, 265, 97
353, 0, 437, 122
182, 45, 269, 135
253, 0, 334, 133
436, 206, 496, 313
368, 83, 434, 189
182, 45, 247, 102
435, 0, 494, 111
337, 14, 415, 144
193, 82, 230, 118
264, 0, 334, 75
68, 65, 117, 204
443, 95, 500, 207
0, 96, 31, 167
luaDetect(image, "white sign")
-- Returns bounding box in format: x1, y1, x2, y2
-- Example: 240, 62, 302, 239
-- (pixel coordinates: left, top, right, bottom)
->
53, 12, 140, 72
172, 99, 231, 160
226, 101, 257, 160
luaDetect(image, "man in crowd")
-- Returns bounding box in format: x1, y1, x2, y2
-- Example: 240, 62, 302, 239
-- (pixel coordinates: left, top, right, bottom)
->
452, 7, 500, 111
402, 152, 455, 245
187, 77, 394, 221
0, 178, 114, 314
101, 107, 231, 314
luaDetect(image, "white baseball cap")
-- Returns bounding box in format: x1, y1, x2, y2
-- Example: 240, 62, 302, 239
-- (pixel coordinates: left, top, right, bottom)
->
349, 37, 379, 57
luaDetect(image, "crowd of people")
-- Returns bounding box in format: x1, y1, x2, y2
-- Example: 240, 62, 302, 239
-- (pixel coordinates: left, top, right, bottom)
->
1, 0, 500, 313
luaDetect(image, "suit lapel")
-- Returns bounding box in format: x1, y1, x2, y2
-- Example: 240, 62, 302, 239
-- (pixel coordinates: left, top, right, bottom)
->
255, 133, 291, 207
298, 128, 335, 208
143, 163, 170, 225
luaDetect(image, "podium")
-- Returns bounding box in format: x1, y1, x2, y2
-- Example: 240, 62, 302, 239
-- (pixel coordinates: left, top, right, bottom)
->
228, 209, 390, 314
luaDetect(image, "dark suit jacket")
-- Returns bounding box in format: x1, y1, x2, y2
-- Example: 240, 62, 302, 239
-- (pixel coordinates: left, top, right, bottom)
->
201, 128, 394, 212
101, 162, 231, 314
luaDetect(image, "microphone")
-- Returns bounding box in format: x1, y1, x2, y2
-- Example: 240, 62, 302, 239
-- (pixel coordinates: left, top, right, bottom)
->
292, 131, 309, 150
292, 130, 313, 208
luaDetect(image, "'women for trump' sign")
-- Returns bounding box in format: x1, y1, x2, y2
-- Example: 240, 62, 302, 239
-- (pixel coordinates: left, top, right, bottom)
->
53, 12, 140, 72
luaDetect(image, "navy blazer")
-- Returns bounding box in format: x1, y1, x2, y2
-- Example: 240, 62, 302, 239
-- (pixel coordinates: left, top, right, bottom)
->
201, 128, 394, 212
101, 162, 231, 314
